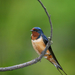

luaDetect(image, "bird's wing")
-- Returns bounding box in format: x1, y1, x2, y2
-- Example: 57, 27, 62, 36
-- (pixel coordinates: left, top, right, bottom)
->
42, 34, 61, 67
42, 34, 68, 75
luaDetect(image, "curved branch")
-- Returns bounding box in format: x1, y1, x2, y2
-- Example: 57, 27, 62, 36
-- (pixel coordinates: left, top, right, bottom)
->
0, 0, 53, 71
38, 0, 53, 40
0, 41, 50, 71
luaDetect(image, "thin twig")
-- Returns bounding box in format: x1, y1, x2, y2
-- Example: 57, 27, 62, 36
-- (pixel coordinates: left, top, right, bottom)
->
38, 0, 53, 40
0, 0, 53, 71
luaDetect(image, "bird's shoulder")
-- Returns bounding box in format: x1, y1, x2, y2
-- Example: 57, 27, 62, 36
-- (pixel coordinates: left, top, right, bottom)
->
41, 34, 48, 45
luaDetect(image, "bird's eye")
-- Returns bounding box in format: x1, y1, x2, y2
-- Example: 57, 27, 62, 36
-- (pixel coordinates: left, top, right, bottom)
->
34, 29, 38, 32
32, 29, 38, 31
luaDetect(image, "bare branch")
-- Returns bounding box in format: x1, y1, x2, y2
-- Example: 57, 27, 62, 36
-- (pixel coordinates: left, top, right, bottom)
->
0, 0, 53, 71
0, 40, 50, 71
38, 0, 53, 40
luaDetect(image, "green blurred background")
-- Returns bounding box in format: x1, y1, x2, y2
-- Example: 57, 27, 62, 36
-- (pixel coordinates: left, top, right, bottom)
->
0, 0, 75, 75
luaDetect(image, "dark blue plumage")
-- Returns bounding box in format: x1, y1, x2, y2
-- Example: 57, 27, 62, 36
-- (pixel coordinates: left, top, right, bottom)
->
39, 28, 62, 69
31, 27, 67, 75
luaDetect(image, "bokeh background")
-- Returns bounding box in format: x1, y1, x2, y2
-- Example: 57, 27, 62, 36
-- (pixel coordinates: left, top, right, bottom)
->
0, 0, 75, 75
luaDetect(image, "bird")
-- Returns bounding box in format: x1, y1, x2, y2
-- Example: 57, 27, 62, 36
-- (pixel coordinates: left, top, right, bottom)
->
31, 27, 67, 75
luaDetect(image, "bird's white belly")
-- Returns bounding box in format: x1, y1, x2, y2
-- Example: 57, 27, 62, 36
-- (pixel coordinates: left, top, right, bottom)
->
31, 36, 46, 55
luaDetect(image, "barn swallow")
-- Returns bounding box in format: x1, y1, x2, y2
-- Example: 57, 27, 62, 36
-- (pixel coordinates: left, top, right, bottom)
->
31, 27, 67, 75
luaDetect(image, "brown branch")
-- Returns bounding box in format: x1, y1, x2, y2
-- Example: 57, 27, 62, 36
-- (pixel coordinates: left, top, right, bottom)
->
0, 0, 53, 72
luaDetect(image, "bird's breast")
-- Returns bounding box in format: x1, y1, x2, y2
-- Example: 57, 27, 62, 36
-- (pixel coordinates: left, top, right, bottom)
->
31, 36, 46, 55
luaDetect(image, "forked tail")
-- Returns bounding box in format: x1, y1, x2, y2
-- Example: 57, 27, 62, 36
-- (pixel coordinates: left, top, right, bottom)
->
45, 46, 67, 75
46, 54, 67, 75
56, 64, 67, 75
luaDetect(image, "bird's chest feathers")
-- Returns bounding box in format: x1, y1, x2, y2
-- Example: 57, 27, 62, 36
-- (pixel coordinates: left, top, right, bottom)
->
31, 36, 46, 55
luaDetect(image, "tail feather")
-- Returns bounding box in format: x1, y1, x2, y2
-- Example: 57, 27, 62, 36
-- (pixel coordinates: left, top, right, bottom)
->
56, 64, 67, 75
56, 64, 62, 70
45, 54, 67, 75
57, 68, 63, 75
48, 46, 67, 75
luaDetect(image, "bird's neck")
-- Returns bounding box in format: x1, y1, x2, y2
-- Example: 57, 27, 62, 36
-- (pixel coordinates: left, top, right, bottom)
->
31, 31, 40, 40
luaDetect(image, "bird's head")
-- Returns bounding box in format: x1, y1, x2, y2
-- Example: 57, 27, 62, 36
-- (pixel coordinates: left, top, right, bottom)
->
31, 27, 44, 40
